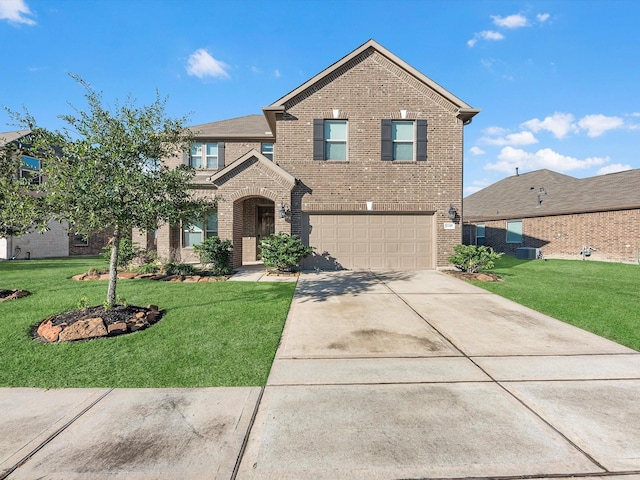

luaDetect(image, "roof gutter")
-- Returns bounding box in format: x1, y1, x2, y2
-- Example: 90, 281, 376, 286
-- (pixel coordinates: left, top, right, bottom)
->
262, 105, 285, 140
457, 108, 481, 125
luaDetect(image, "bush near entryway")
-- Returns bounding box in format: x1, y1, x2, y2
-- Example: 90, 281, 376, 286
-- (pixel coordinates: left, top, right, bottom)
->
193, 236, 233, 275
448, 244, 503, 273
259, 233, 313, 272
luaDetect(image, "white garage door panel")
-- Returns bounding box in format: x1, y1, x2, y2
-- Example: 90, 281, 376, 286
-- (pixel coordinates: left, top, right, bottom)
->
303, 214, 434, 270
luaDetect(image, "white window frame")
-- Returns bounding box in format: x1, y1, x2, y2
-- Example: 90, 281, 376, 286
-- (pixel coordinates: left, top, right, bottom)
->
190, 143, 218, 169
183, 211, 218, 247
324, 120, 347, 161
392, 121, 415, 161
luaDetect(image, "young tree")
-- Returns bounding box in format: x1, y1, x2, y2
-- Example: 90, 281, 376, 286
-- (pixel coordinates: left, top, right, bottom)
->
16, 75, 213, 308
0, 139, 46, 240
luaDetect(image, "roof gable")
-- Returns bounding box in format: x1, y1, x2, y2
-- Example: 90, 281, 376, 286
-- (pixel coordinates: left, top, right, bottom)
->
0, 130, 31, 147
207, 149, 296, 189
263, 39, 479, 132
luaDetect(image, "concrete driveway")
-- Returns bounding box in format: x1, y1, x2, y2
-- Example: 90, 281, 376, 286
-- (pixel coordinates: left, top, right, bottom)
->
2, 270, 640, 479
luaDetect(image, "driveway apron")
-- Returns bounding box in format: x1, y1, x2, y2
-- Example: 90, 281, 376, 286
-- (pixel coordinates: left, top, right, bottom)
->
238, 270, 640, 480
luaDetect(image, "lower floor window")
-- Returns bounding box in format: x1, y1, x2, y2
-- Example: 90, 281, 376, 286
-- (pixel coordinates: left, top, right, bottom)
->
506, 220, 523, 243
183, 211, 218, 247
73, 234, 89, 247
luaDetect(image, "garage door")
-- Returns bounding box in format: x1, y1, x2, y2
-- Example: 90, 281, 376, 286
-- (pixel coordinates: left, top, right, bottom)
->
302, 214, 434, 270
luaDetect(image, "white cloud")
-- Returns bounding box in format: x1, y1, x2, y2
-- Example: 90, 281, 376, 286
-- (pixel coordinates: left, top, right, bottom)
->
469, 146, 485, 156
186, 49, 230, 79
522, 112, 578, 139
480, 131, 538, 146
492, 14, 528, 28
468, 30, 504, 47
577, 114, 624, 137
482, 126, 508, 136
596, 163, 633, 175
464, 178, 493, 196
0, 0, 36, 25
485, 146, 608, 173
251, 66, 262, 74
464, 186, 484, 195
274, 69, 281, 78
536, 13, 550, 22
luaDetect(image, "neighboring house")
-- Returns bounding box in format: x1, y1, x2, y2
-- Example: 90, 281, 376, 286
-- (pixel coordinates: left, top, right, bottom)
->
463, 168, 640, 264
156, 39, 479, 270
0, 130, 110, 260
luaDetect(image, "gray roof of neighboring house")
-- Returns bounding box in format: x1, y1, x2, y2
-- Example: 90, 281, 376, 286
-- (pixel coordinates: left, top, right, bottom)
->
0, 130, 31, 147
464, 168, 640, 221
188, 115, 272, 139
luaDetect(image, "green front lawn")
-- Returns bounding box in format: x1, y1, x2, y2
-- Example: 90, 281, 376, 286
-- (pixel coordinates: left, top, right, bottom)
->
473, 256, 640, 351
0, 257, 295, 388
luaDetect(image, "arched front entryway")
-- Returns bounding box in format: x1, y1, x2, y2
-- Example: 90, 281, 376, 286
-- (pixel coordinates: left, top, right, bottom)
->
235, 196, 275, 265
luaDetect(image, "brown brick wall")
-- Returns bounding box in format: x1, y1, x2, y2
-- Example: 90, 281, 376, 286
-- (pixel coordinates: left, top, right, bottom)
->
464, 208, 640, 264
273, 50, 464, 266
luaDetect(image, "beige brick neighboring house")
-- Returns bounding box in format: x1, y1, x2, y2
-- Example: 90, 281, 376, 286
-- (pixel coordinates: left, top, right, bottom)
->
463, 168, 640, 264
157, 39, 479, 270
0, 130, 111, 259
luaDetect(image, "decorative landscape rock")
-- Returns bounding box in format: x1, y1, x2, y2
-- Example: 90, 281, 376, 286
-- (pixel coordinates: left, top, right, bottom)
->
0, 289, 31, 302
72, 271, 230, 282
33, 304, 163, 343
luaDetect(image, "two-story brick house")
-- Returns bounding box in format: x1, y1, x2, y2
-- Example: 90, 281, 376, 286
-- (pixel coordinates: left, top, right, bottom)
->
155, 39, 479, 270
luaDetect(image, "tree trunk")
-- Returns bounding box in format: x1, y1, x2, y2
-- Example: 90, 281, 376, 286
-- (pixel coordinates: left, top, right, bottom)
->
106, 226, 121, 308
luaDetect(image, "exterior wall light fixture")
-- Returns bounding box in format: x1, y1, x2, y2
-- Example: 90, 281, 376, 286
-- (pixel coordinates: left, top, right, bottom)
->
279, 203, 290, 219
447, 204, 457, 221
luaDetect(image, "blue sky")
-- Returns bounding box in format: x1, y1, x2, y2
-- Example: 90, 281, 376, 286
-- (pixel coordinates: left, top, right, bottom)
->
1, 0, 639, 196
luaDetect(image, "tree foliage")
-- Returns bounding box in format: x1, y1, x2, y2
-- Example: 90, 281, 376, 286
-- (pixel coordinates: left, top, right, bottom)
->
448, 244, 503, 273
13, 74, 213, 307
0, 139, 47, 238
259, 233, 313, 272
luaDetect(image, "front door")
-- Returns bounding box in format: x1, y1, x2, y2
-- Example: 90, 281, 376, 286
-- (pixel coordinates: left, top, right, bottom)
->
257, 205, 275, 254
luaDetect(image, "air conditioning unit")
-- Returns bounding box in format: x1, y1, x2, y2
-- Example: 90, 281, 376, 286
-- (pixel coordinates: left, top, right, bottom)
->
516, 247, 539, 260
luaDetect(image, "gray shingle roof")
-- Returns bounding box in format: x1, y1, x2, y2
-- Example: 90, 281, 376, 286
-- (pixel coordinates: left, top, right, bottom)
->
464, 168, 640, 221
0, 130, 31, 147
188, 115, 272, 139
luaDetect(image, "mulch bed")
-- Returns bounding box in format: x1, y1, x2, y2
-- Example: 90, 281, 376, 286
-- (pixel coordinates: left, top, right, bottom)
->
32, 304, 164, 343
442, 271, 503, 282
73, 272, 231, 283
0, 289, 31, 302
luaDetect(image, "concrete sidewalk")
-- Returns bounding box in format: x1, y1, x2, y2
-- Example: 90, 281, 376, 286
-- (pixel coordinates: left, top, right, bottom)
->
2, 270, 640, 479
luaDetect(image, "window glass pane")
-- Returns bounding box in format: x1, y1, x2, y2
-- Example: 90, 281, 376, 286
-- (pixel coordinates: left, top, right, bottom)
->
183, 221, 203, 247
392, 121, 414, 141
205, 211, 218, 235
477, 224, 485, 237
326, 142, 346, 161
506, 221, 523, 243
393, 142, 414, 161
205, 143, 217, 156
206, 156, 218, 169
22, 155, 40, 170
190, 143, 202, 168
262, 143, 274, 160
325, 120, 347, 140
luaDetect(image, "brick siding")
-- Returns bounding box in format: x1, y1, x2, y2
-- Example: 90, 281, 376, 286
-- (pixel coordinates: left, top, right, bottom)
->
464, 208, 640, 264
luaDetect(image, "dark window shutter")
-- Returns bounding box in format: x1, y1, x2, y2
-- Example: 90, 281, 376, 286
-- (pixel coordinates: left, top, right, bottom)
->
218, 142, 225, 169
183, 148, 190, 166
416, 120, 427, 161
381, 119, 392, 161
313, 119, 324, 160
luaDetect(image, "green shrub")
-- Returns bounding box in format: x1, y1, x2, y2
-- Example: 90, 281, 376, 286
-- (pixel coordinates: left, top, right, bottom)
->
448, 244, 503, 273
259, 233, 313, 272
163, 262, 197, 276
193, 236, 233, 275
135, 262, 159, 274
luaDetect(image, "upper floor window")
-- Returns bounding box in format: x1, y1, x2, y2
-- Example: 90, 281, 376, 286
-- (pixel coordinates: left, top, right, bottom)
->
313, 119, 347, 161
20, 155, 42, 185
261, 143, 274, 161
183, 210, 218, 247
381, 119, 427, 161
189, 142, 225, 169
